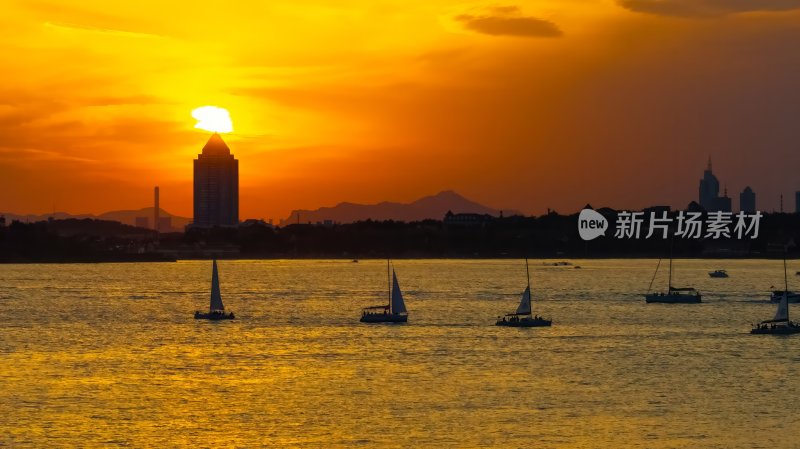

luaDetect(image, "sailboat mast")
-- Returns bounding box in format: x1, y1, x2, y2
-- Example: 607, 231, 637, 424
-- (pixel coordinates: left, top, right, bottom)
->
784, 247, 791, 322
784, 247, 789, 293
526, 258, 532, 316
525, 258, 531, 290
388, 258, 391, 314
668, 238, 674, 290
647, 258, 662, 294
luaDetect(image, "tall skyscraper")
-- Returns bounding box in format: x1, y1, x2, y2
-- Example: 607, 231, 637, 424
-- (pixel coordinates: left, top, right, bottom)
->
699, 157, 720, 211
795, 191, 800, 214
193, 133, 239, 227
740, 186, 755, 213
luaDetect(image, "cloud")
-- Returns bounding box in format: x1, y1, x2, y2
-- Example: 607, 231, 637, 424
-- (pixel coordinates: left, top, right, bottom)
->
618, 0, 800, 17
22, 1, 168, 38
43, 21, 166, 39
455, 6, 562, 38
0, 147, 97, 164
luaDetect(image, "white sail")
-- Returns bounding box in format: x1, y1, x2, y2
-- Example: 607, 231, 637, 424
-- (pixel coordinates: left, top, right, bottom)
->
390, 270, 407, 315
772, 291, 789, 322
515, 286, 532, 315
210, 259, 225, 312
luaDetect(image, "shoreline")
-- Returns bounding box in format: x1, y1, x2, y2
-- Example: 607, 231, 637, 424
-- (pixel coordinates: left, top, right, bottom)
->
1, 254, 798, 263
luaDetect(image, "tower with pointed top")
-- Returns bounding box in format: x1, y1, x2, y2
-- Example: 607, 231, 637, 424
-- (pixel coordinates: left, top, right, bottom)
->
699, 157, 720, 211
193, 133, 239, 227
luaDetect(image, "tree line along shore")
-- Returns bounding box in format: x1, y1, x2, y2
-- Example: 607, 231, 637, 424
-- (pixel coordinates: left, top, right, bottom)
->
2, 211, 800, 262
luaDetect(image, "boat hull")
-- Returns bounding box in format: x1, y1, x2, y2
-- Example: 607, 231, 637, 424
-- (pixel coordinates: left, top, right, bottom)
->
770, 291, 800, 303
496, 318, 552, 327
750, 324, 800, 335
645, 293, 701, 304
709, 272, 728, 278
194, 311, 235, 320
360, 313, 407, 323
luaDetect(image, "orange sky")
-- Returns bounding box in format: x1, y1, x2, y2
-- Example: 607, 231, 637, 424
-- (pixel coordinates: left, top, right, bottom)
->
3, 0, 800, 221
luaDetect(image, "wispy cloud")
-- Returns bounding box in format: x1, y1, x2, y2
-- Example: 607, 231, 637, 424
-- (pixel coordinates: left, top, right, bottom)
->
619, 0, 800, 17
455, 5, 562, 38
0, 147, 97, 164
43, 21, 167, 39
21, 0, 169, 38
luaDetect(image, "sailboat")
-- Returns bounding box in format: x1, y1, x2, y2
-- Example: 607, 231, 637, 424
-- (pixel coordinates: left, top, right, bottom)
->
644, 242, 701, 303
496, 259, 552, 327
194, 259, 235, 320
360, 259, 408, 323
769, 290, 800, 303
752, 253, 800, 334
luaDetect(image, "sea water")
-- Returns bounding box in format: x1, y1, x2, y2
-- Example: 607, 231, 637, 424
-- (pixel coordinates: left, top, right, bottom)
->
0, 259, 798, 448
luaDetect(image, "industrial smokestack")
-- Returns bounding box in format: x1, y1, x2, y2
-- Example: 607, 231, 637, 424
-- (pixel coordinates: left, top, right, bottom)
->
154, 186, 160, 233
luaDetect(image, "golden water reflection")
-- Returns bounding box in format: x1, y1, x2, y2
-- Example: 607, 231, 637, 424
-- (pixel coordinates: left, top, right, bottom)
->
1, 259, 798, 447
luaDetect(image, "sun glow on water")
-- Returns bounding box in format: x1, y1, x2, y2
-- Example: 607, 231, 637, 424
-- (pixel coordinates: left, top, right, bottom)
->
192, 106, 233, 133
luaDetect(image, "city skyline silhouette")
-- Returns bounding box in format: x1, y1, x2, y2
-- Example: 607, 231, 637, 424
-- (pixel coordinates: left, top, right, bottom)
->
5, 3, 800, 448
3, 1, 800, 223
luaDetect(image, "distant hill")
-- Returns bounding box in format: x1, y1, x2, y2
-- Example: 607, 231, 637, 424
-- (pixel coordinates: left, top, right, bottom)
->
45, 218, 155, 238
98, 208, 191, 231
0, 208, 191, 232
280, 190, 518, 225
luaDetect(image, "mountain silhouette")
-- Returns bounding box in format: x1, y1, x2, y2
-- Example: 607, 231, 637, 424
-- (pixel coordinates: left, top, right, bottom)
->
280, 190, 516, 225
0, 208, 191, 232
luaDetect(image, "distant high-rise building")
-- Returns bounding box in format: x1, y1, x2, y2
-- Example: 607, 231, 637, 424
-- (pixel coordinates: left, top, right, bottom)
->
699, 157, 720, 211
740, 186, 756, 213
193, 133, 239, 227
711, 188, 732, 213
795, 191, 800, 214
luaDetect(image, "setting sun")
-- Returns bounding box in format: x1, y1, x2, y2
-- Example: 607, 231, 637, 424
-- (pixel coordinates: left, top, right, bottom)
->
192, 106, 233, 134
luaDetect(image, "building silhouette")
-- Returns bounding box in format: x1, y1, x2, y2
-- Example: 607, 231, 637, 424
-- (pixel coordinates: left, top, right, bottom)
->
712, 189, 732, 212
698, 158, 731, 212
795, 191, 800, 214
193, 133, 239, 228
444, 210, 493, 227
740, 186, 756, 213
158, 216, 172, 232
699, 157, 720, 210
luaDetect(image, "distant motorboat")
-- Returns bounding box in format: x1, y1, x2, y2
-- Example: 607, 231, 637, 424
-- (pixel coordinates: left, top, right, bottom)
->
645, 245, 701, 303
753, 254, 800, 335
496, 258, 552, 327
194, 259, 235, 320
544, 261, 572, 267
709, 270, 728, 278
360, 259, 408, 323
